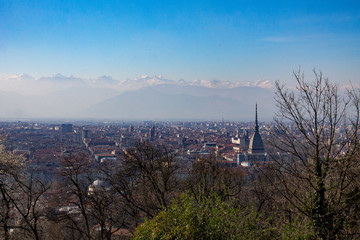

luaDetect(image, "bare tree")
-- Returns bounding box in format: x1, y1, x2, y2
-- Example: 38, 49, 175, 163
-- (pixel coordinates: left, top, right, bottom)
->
58, 142, 180, 239
107, 141, 181, 228
187, 154, 244, 202
270, 69, 360, 239
61, 155, 93, 240
60, 155, 126, 240
0, 136, 50, 240
8, 177, 50, 240
0, 139, 25, 240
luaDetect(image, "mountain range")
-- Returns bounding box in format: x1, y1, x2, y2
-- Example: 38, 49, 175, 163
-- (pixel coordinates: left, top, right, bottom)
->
0, 74, 276, 120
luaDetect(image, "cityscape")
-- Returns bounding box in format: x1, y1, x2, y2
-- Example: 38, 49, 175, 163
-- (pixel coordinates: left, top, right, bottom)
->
0, 94, 358, 239
1, 106, 268, 183
1, 0, 360, 239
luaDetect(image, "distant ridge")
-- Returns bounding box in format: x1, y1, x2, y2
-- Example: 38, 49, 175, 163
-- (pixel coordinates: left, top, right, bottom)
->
0, 74, 276, 120
81, 85, 275, 121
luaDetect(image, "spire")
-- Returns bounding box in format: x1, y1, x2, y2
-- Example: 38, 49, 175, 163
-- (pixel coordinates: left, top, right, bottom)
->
254, 103, 259, 132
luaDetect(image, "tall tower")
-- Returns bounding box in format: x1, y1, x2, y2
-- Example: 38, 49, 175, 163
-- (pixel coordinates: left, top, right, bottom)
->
248, 104, 265, 154
255, 104, 259, 132
150, 123, 156, 140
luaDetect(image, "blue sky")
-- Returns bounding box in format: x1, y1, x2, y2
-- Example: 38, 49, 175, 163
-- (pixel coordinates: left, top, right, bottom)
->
1, 0, 360, 86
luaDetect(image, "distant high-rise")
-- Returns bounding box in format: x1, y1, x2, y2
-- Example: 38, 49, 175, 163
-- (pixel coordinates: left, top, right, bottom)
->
82, 129, 91, 139
61, 124, 73, 134
128, 125, 134, 132
150, 124, 156, 140
231, 128, 249, 152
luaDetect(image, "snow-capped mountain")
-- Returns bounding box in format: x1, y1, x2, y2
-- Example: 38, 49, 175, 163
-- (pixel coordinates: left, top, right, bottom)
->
0, 74, 273, 95
114, 75, 273, 92
0, 74, 276, 120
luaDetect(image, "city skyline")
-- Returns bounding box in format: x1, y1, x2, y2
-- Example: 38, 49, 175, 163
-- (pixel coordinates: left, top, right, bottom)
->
1, 0, 360, 87
1, 2, 360, 235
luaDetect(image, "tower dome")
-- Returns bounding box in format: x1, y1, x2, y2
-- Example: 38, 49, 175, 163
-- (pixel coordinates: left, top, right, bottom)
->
248, 104, 265, 154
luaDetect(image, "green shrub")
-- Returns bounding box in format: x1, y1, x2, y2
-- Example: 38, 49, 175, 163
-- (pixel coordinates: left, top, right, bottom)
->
134, 192, 277, 240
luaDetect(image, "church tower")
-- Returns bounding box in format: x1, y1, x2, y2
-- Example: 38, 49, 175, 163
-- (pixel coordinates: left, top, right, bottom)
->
248, 104, 265, 154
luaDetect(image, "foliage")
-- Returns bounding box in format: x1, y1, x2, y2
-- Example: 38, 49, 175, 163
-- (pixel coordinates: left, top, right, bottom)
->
134, 191, 281, 240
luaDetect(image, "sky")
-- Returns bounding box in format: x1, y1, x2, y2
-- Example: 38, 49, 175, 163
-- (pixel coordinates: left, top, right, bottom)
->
1, 0, 360, 86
